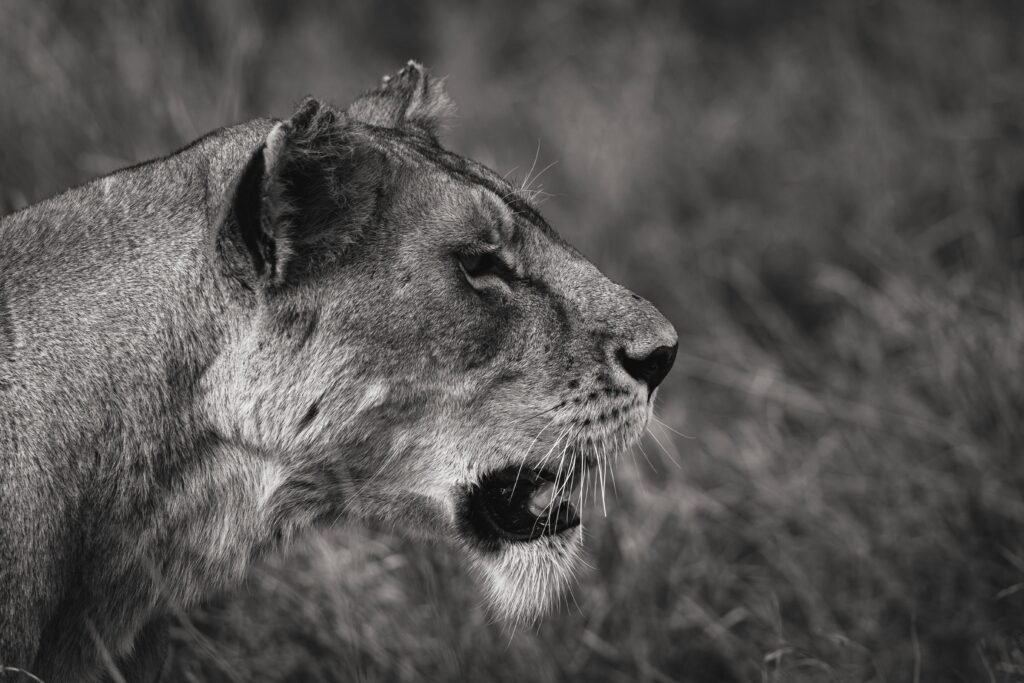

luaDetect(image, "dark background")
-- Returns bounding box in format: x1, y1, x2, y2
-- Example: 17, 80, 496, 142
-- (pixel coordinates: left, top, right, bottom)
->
3, 1, 1024, 681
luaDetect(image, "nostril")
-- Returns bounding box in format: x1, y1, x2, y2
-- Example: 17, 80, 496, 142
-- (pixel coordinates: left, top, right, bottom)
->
617, 343, 678, 394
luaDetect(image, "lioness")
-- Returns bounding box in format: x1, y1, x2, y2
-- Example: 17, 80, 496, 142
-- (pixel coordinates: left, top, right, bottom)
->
0, 62, 677, 680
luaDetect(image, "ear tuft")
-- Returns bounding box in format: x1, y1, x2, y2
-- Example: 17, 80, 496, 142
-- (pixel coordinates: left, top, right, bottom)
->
291, 96, 324, 130
347, 61, 454, 138
266, 97, 339, 157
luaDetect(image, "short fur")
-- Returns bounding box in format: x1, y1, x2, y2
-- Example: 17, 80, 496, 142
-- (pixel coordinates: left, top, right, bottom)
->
0, 62, 676, 681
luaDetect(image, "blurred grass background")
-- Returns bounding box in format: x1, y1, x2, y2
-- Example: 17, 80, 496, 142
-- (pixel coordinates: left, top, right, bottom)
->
3, 1, 1024, 681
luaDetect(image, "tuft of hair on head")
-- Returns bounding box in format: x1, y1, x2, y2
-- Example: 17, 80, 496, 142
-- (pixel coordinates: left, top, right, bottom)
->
346, 60, 456, 140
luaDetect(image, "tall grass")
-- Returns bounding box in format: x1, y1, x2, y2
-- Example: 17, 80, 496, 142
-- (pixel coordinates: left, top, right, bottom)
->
3, 1, 1024, 680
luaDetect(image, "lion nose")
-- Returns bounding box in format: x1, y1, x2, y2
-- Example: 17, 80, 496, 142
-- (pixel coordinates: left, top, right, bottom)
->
617, 342, 677, 395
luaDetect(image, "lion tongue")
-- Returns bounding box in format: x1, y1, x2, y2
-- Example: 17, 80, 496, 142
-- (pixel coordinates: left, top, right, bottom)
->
527, 482, 558, 517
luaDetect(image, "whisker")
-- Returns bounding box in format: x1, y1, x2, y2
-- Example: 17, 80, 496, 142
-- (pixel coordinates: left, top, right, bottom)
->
524, 187, 553, 205
625, 442, 646, 494
637, 441, 657, 473
547, 448, 578, 533
513, 423, 569, 507
523, 160, 558, 195
566, 582, 584, 616
605, 442, 619, 499
554, 449, 577, 501
545, 428, 575, 530
650, 421, 687, 468
524, 415, 559, 456
651, 415, 695, 440
647, 426, 682, 470
584, 445, 593, 511
514, 402, 564, 425
520, 140, 542, 193
527, 424, 573, 538
603, 440, 612, 505
510, 415, 561, 501
578, 450, 587, 523
547, 451, 570, 524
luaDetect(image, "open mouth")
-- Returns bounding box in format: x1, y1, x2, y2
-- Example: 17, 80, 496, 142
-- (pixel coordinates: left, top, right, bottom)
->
462, 465, 582, 546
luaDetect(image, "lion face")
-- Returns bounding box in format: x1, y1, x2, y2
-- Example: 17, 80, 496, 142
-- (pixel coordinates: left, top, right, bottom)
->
211, 63, 677, 622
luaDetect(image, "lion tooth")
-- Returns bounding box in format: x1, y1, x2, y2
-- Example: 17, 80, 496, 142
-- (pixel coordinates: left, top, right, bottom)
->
528, 482, 556, 517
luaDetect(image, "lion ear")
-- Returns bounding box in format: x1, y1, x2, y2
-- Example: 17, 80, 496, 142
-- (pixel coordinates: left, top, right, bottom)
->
220, 97, 382, 288
346, 61, 454, 138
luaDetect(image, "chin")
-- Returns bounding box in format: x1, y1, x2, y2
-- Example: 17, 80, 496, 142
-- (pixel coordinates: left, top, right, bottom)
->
469, 527, 584, 623
454, 462, 590, 623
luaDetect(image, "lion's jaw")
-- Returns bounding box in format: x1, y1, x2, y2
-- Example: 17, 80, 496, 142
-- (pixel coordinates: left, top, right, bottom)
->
455, 399, 653, 623
298, 347, 661, 623
347, 405, 655, 624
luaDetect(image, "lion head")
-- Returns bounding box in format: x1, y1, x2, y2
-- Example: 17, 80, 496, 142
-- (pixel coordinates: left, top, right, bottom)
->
207, 62, 677, 622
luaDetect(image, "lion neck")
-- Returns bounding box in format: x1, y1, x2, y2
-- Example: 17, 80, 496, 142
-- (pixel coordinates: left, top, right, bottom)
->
0, 121, 301, 678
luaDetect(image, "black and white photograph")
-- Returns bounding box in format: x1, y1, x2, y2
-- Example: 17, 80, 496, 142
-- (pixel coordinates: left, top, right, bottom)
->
2, 2, 1023, 681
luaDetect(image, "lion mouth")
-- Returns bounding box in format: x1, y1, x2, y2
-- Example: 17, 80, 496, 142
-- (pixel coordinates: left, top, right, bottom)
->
462, 466, 583, 545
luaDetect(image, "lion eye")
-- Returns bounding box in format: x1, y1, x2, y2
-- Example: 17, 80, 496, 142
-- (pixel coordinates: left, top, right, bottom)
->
458, 251, 515, 284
